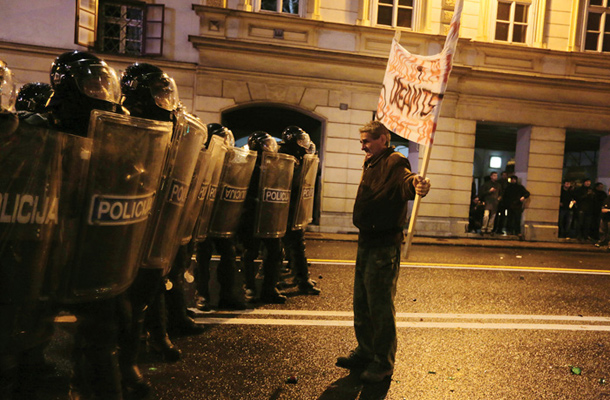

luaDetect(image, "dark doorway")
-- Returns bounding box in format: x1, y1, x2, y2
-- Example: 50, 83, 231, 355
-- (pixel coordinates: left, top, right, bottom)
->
473, 122, 520, 194
222, 104, 323, 225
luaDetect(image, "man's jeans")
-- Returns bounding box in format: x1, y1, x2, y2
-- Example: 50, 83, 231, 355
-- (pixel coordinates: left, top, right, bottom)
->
353, 244, 400, 371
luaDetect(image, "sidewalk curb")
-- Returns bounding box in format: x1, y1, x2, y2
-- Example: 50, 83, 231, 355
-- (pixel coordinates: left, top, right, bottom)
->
304, 232, 608, 253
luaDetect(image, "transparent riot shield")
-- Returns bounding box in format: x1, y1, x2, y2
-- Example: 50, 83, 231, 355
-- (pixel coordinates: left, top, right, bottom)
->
0, 121, 62, 354
291, 154, 319, 230
58, 110, 171, 303
207, 147, 257, 238
192, 136, 230, 242
139, 112, 206, 275
254, 152, 295, 238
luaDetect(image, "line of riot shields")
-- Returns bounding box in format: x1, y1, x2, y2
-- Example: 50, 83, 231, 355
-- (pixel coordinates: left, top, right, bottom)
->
0, 105, 319, 378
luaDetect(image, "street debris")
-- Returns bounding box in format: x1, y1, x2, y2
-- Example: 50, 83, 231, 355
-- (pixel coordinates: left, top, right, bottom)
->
569, 366, 582, 375
286, 375, 298, 384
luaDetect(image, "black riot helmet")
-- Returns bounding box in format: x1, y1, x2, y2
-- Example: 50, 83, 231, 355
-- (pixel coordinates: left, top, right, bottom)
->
47, 51, 122, 135
120, 62, 179, 121
247, 131, 278, 153
15, 82, 53, 113
0, 60, 17, 113
280, 125, 314, 159
205, 123, 235, 148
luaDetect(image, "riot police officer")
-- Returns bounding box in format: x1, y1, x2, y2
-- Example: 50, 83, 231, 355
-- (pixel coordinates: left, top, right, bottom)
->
238, 131, 290, 304
118, 62, 186, 398
46, 50, 128, 400
194, 124, 248, 311
15, 82, 53, 115
279, 126, 320, 295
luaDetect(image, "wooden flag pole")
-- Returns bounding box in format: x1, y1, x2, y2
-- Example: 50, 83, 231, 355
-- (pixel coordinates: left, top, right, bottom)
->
401, 135, 434, 260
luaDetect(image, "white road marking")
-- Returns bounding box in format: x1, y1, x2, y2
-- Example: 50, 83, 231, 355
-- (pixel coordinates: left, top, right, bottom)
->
189, 309, 610, 331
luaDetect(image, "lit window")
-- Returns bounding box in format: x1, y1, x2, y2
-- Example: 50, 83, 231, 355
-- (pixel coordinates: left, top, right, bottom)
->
375, 0, 415, 29
584, 0, 610, 52
258, 0, 303, 15
494, 1, 530, 43
75, 0, 165, 56
490, 156, 503, 169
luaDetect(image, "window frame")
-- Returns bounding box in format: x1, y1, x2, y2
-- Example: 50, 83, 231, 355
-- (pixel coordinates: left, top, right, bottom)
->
491, 0, 534, 44
581, 0, 610, 52
75, 0, 165, 56
254, 0, 306, 17
371, 0, 424, 31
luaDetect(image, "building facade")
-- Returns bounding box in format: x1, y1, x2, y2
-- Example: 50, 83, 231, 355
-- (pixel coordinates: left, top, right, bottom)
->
2, 0, 610, 241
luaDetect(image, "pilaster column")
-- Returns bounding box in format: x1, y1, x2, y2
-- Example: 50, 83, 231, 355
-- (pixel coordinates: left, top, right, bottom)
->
518, 126, 566, 241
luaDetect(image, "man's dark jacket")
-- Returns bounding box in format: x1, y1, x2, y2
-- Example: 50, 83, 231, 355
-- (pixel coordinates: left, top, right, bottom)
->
353, 147, 417, 248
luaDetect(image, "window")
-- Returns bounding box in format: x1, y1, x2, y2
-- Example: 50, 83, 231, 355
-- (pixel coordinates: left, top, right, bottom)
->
75, 0, 165, 56
494, 1, 530, 43
375, 0, 415, 29
257, 0, 303, 16
583, 0, 610, 52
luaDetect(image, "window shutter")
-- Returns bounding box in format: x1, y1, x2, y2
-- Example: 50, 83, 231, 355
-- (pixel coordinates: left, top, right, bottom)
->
143, 4, 165, 56
75, 0, 99, 47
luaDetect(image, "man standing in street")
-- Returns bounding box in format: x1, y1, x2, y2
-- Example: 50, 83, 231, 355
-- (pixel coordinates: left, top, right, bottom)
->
336, 121, 430, 383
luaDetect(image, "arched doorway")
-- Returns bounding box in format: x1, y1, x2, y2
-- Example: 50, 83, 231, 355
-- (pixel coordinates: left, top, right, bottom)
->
221, 104, 324, 225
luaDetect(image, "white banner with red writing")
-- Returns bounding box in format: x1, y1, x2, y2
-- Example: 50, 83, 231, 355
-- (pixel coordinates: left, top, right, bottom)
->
376, 0, 463, 146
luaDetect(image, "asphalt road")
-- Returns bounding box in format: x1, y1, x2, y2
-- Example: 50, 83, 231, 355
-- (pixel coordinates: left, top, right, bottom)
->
31, 240, 610, 399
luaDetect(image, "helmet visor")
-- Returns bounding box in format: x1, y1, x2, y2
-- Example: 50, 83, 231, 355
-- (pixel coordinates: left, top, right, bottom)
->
148, 73, 179, 111
224, 129, 235, 147
73, 63, 121, 103
261, 136, 278, 153
0, 67, 17, 112
296, 132, 312, 149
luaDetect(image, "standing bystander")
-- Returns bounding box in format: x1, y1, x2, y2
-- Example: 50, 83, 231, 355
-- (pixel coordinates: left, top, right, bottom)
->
479, 171, 502, 234
335, 121, 430, 383
595, 187, 610, 249
558, 180, 575, 238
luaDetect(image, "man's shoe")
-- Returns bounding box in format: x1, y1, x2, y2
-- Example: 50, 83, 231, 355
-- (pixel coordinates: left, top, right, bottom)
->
360, 364, 393, 383
335, 351, 372, 370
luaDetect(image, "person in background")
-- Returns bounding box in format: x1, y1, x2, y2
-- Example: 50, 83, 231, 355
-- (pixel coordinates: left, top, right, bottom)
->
503, 175, 530, 237
595, 187, 610, 250
558, 180, 575, 239
479, 171, 501, 235
573, 178, 596, 242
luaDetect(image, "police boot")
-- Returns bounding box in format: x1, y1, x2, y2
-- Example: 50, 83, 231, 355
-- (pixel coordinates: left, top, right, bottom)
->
145, 291, 182, 362
259, 256, 286, 304
295, 277, 321, 295
147, 333, 181, 362
120, 364, 150, 400
82, 348, 123, 400
118, 319, 151, 398
0, 356, 18, 400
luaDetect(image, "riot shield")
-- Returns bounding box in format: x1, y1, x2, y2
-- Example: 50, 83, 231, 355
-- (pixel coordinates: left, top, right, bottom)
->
0, 121, 63, 354
291, 154, 319, 230
192, 136, 230, 242
207, 147, 257, 238
57, 110, 171, 303
254, 152, 295, 238
139, 111, 206, 274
